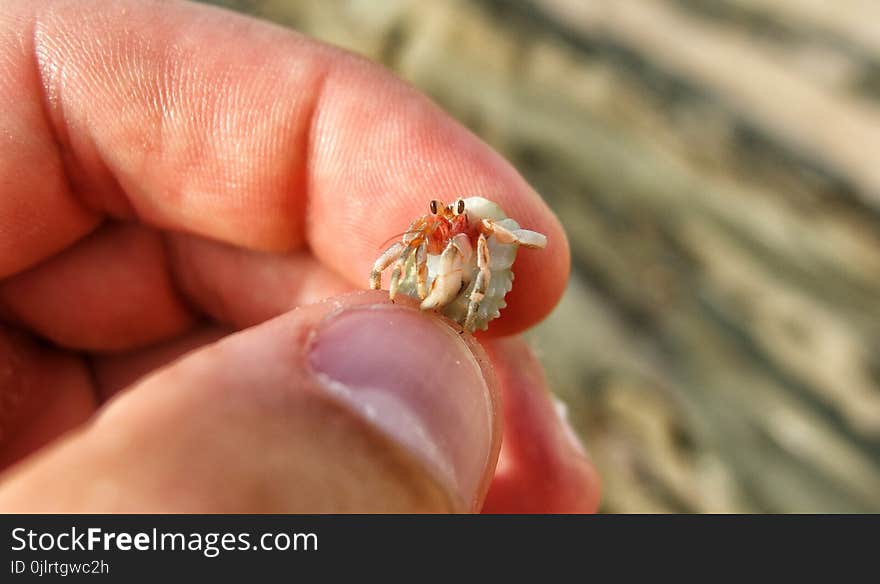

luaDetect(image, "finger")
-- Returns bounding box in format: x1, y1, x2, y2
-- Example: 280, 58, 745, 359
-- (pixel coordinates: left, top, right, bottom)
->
0, 222, 195, 351
0, 224, 353, 352
481, 337, 601, 513
0, 291, 500, 512
165, 232, 355, 330
0, 1, 100, 277
0, 327, 96, 471
2, 0, 568, 333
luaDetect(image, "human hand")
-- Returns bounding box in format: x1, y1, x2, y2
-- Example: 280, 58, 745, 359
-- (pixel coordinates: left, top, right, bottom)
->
0, 0, 599, 513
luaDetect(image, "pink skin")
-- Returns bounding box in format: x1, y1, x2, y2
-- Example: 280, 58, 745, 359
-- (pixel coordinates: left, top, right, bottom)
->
0, 0, 596, 513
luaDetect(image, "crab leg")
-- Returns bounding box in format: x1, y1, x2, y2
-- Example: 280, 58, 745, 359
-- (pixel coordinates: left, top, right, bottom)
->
414, 240, 428, 299
421, 234, 471, 310
389, 242, 417, 300
370, 241, 405, 290
481, 218, 548, 249
464, 233, 491, 332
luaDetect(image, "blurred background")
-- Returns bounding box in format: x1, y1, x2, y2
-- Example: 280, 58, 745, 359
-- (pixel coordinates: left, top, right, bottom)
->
205, 0, 880, 512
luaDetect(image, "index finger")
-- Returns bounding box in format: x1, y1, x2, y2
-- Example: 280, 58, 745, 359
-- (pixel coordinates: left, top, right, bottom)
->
1, 0, 569, 333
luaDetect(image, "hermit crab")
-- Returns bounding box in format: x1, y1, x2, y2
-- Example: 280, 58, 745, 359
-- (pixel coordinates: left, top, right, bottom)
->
369, 197, 547, 332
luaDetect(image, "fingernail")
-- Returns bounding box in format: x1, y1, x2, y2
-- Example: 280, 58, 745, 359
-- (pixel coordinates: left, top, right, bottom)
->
307, 305, 494, 511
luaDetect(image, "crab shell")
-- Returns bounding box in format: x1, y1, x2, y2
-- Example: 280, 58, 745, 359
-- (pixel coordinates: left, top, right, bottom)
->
395, 197, 527, 331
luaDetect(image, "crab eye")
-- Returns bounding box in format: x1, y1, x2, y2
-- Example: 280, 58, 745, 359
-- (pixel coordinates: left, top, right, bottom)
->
429, 200, 439, 215
455, 199, 466, 215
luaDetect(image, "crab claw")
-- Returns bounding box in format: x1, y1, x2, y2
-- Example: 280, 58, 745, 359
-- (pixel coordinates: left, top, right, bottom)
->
511, 229, 547, 249
421, 276, 462, 311
420, 234, 470, 310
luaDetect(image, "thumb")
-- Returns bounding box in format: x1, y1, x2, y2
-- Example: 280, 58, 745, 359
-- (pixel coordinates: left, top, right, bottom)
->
0, 292, 500, 513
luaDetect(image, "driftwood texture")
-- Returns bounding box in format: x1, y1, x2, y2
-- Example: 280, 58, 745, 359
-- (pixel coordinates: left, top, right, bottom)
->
208, 0, 880, 512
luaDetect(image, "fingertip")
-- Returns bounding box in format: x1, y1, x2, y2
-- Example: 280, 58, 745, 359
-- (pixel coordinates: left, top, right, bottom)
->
307, 295, 502, 510
481, 336, 600, 514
